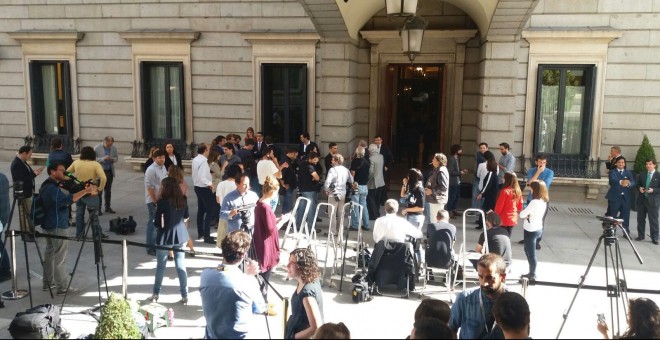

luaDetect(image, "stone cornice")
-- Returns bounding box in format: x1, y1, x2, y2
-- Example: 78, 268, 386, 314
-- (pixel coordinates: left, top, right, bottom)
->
8, 30, 84, 43
119, 30, 200, 43
360, 29, 478, 45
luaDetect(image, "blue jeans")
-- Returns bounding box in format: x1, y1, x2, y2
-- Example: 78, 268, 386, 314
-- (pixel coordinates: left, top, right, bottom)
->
407, 214, 425, 230
471, 179, 483, 209
146, 202, 157, 253
351, 185, 369, 230
153, 245, 188, 298
281, 188, 295, 215
76, 195, 100, 238
296, 191, 318, 230
447, 184, 461, 211
524, 229, 543, 278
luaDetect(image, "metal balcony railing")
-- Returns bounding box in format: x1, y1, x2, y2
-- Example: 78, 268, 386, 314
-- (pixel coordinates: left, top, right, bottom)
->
24, 135, 82, 154
130, 140, 198, 160
521, 154, 601, 179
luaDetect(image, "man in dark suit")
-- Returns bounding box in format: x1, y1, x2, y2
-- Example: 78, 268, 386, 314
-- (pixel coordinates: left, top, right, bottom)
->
10, 145, 44, 240
298, 131, 319, 161
605, 157, 635, 234
605, 146, 624, 172
253, 131, 265, 159
635, 159, 660, 245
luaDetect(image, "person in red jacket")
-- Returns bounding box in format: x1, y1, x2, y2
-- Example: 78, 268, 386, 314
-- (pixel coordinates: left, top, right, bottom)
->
493, 172, 523, 237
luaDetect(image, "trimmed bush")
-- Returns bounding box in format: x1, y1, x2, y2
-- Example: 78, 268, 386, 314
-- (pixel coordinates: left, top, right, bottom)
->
94, 293, 141, 339
633, 135, 657, 174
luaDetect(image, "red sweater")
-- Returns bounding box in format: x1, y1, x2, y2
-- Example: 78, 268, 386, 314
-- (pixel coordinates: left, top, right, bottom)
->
253, 201, 280, 272
494, 187, 523, 227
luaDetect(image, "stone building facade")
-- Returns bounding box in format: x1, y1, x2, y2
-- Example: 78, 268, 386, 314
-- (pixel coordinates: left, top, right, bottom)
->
0, 0, 659, 202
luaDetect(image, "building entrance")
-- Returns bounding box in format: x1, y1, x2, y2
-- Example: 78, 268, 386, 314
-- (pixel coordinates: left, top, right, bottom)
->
381, 64, 444, 170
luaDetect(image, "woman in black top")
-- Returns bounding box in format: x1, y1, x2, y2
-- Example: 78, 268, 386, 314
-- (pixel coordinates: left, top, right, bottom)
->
163, 141, 183, 171
149, 177, 190, 305
285, 248, 324, 339
400, 168, 426, 230
476, 158, 499, 229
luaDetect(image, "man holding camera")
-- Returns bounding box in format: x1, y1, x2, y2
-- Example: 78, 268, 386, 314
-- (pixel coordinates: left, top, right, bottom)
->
41, 163, 97, 295
324, 154, 354, 235
606, 157, 635, 234
635, 159, 660, 245
220, 173, 259, 234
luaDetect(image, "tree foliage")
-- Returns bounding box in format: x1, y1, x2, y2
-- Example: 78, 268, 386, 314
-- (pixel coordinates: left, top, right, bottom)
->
94, 293, 141, 339
634, 135, 657, 174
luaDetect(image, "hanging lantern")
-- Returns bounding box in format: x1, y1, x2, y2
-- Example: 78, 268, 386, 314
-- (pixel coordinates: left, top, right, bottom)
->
385, 0, 418, 17
401, 16, 427, 63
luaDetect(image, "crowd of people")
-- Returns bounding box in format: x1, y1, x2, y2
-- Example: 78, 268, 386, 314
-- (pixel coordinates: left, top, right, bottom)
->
3, 130, 660, 339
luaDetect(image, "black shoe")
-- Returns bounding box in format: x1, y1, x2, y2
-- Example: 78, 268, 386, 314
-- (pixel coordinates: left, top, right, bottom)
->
203, 237, 216, 244
475, 225, 483, 230
98, 211, 103, 216
101, 233, 109, 240
518, 239, 525, 244
536, 243, 541, 250
635, 236, 645, 241
653, 240, 659, 245
105, 208, 116, 214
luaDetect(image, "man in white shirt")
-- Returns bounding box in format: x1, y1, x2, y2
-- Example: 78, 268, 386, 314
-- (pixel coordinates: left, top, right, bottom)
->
192, 143, 216, 244
145, 150, 168, 255
373, 199, 422, 244
324, 154, 353, 234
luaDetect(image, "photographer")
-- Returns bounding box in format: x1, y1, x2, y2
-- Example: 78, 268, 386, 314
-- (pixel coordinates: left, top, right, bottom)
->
220, 173, 259, 234
67, 146, 107, 239
324, 154, 353, 235
41, 163, 97, 295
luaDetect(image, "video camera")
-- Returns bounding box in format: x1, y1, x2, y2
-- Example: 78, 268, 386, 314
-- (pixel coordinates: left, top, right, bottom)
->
60, 172, 97, 194
235, 203, 256, 231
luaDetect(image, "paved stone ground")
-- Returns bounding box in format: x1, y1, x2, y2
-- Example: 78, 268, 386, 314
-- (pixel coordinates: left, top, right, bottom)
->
0, 163, 659, 339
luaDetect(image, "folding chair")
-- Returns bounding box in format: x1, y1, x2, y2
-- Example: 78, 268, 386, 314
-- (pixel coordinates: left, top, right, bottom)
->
421, 227, 457, 300
280, 196, 311, 250
367, 240, 416, 299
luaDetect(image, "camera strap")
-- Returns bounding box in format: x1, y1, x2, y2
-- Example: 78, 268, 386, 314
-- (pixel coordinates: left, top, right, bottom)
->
478, 289, 497, 336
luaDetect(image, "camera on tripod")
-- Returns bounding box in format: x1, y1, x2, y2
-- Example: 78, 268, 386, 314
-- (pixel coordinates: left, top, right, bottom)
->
596, 215, 623, 237
235, 203, 256, 231
13, 181, 24, 199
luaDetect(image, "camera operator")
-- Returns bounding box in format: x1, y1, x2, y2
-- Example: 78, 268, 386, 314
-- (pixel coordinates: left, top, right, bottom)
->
324, 154, 353, 235
220, 173, 259, 234
10, 146, 44, 240
200, 230, 266, 339
41, 162, 97, 295
67, 146, 107, 239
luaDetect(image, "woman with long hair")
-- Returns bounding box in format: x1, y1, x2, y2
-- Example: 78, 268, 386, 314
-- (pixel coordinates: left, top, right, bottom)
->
597, 297, 660, 339
476, 156, 498, 229
163, 141, 183, 171
149, 177, 189, 304
245, 127, 255, 141
519, 181, 548, 282
167, 165, 195, 258
285, 248, 324, 339
253, 176, 280, 285
401, 168, 426, 229
425, 153, 449, 226
494, 172, 523, 237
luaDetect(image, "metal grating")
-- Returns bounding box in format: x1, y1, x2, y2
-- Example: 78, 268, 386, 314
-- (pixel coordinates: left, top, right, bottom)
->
568, 207, 594, 215
548, 206, 559, 212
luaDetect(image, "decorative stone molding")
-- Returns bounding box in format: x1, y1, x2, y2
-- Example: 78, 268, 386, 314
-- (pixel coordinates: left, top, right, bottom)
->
8, 31, 84, 139
120, 30, 200, 143
243, 31, 320, 137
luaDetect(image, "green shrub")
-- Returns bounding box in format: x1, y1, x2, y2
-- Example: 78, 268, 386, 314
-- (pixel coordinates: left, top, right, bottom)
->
94, 293, 141, 339
633, 135, 657, 174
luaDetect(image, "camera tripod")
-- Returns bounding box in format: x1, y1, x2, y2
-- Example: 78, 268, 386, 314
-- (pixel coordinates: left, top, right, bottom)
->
556, 217, 643, 339
1, 181, 52, 307
62, 199, 109, 310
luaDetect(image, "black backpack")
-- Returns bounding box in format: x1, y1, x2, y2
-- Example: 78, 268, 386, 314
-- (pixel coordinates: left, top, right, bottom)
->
9, 304, 63, 339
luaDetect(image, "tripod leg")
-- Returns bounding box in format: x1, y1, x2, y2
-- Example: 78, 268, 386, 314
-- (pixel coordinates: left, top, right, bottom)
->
60, 213, 92, 310
90, 210, 110, 300
556, 235, 605, 338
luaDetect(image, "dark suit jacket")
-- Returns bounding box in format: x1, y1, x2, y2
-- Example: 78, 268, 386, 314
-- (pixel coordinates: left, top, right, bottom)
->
164, 152, 183, 171
253, 141, 265, 159
10, 156, 36, 197
636, 171, 660, 206
298, 141, 319, 160
379, 144, 394, 170
606, 168, 636, 202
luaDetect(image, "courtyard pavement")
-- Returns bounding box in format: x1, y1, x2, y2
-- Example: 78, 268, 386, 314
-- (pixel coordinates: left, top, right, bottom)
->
0, 162, 659, 339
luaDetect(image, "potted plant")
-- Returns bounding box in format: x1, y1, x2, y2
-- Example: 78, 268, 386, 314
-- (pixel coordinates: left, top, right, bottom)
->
94, 293, 141, 339
631, 135, 656, 211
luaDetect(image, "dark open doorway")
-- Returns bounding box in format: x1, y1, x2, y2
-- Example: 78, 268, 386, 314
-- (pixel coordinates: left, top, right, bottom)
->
381, 64, 444, 170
